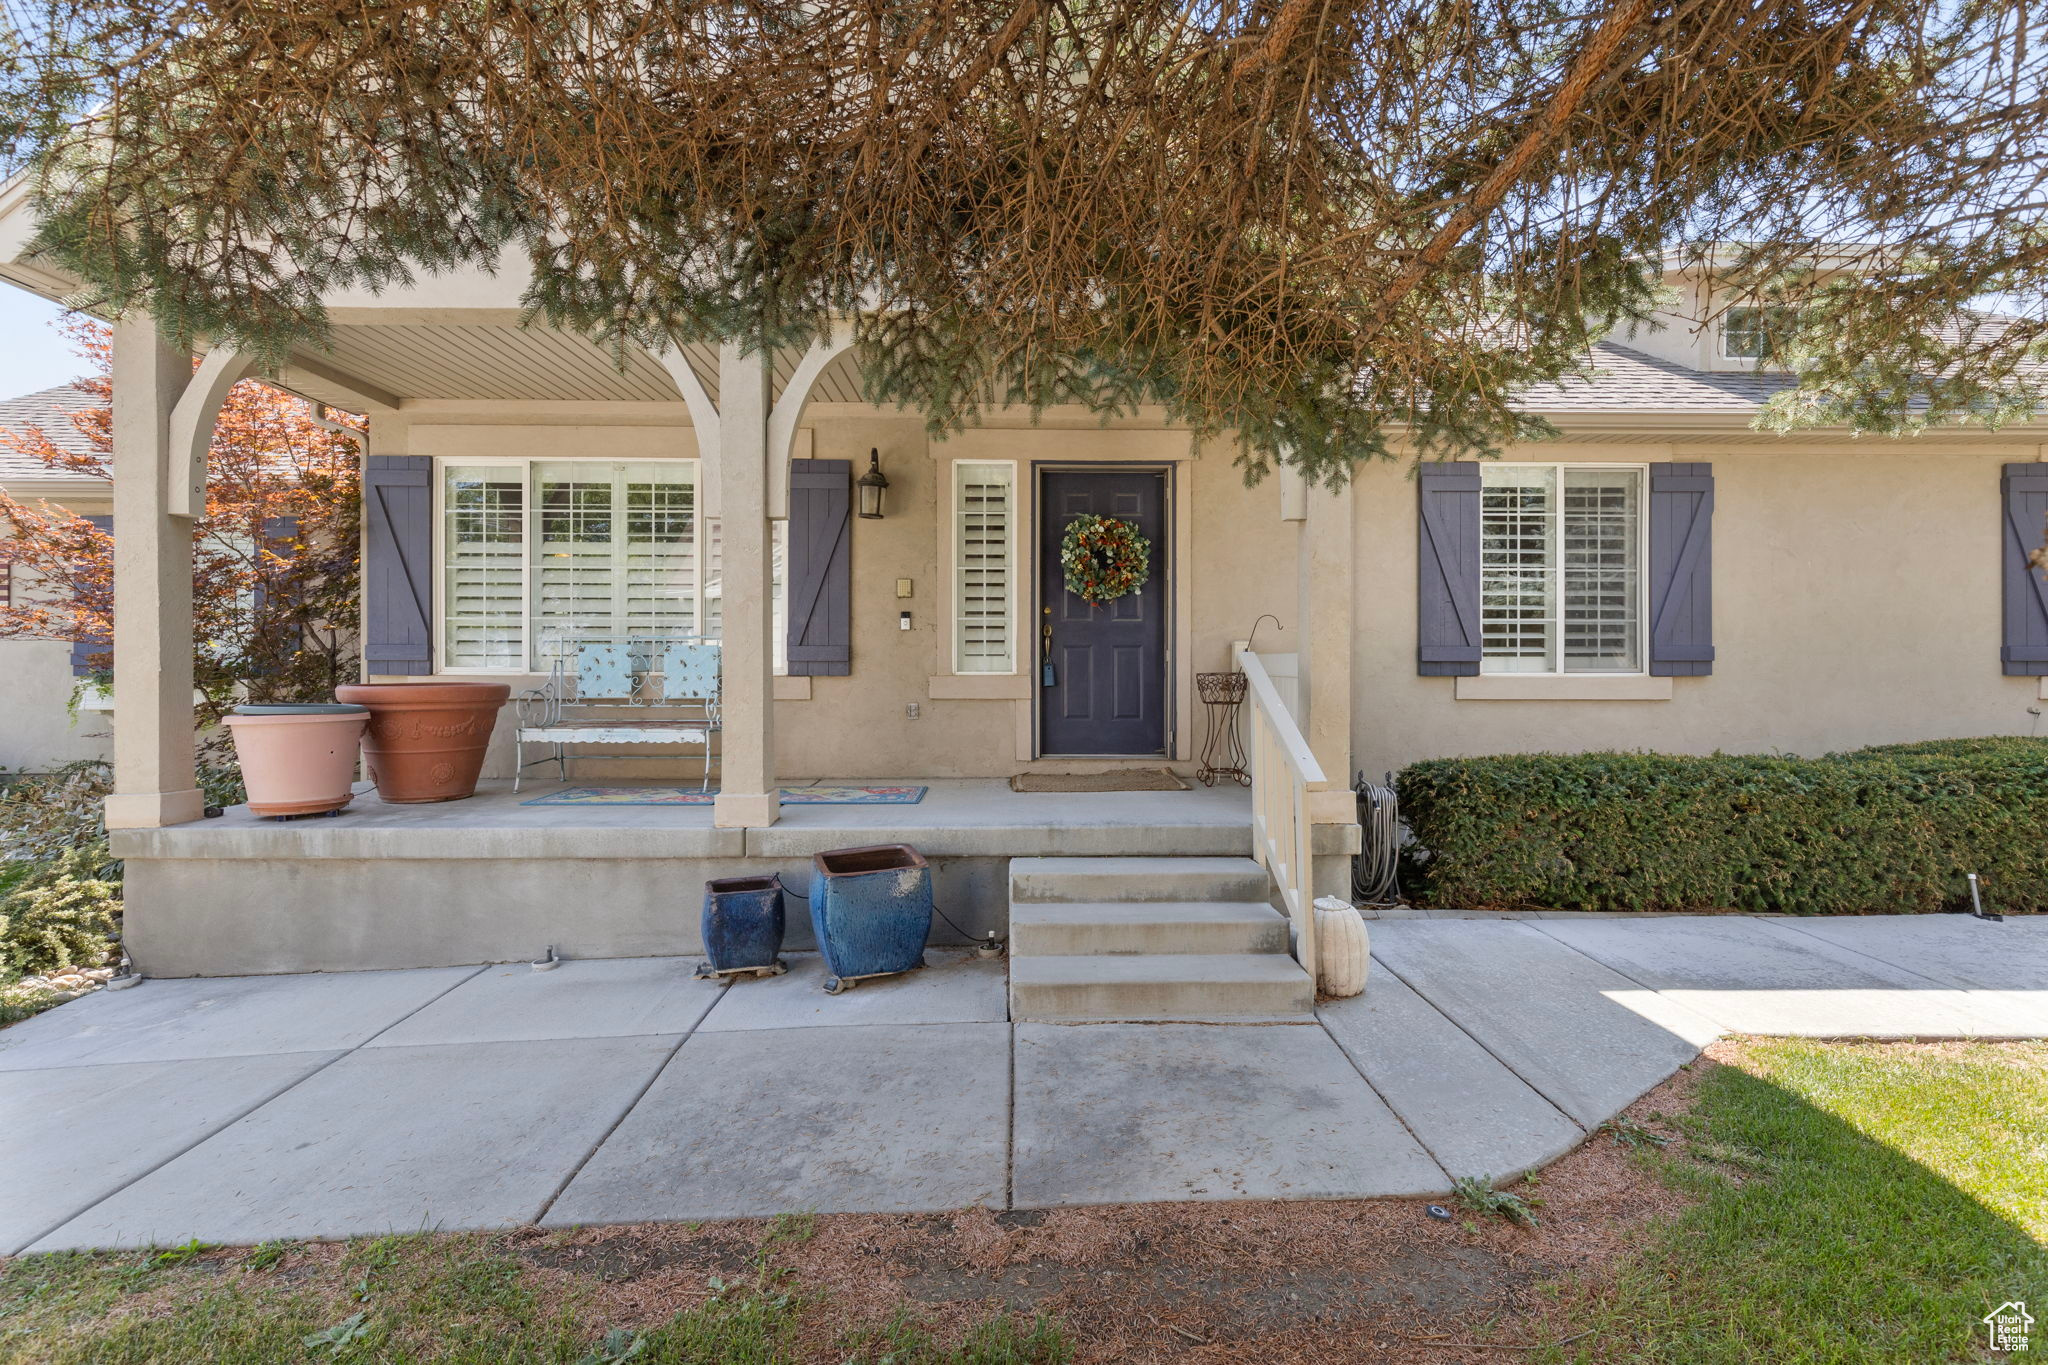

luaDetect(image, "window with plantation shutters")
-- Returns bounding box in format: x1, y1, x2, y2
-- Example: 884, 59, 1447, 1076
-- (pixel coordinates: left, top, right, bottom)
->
1479, 463, 1645, 674
529, 461, 701, 670
436, 459, 785, 674
443, 465, 527, 670
953, 461, 1016, 673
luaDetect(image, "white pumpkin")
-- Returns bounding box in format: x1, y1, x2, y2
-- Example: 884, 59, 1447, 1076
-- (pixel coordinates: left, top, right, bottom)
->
1312, 896, 1370, 998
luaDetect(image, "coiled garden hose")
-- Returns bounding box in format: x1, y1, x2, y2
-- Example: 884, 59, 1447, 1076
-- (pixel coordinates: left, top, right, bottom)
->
1352, 771, 1403, 907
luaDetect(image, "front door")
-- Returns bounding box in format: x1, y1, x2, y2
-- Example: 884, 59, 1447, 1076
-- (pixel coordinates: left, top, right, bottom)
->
1038, 467, 1169, 756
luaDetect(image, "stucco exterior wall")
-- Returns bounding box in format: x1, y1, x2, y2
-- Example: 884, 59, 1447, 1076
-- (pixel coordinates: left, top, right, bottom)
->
390, 407, 1298, 780
380, 402, 2048, 786
1350, 439, 2048, 778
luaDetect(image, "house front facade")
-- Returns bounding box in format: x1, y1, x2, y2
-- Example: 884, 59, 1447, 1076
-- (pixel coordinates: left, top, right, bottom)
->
351, 310, 2048, 790
0, 199, 2041, 986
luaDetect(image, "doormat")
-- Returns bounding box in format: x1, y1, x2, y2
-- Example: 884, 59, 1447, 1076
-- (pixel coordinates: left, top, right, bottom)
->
521, 785, 928, 806
1009, 770, 1189, 793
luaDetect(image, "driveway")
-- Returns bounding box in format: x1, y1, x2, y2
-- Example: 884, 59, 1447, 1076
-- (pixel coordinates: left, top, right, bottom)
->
3, 913, 2043, 1255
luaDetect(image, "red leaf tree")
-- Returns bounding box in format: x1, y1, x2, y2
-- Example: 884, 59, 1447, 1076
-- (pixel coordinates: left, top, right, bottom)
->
0, 319, 363, 725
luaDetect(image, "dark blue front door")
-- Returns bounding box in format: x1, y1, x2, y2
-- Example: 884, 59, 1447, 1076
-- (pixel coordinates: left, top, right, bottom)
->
1039, 468, 1168, 755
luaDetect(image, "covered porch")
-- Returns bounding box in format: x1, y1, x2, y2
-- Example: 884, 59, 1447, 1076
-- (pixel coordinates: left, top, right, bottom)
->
9, 252, 1362, 977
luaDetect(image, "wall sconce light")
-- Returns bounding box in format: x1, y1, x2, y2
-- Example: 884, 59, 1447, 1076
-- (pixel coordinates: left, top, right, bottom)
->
856, 448, 890, 520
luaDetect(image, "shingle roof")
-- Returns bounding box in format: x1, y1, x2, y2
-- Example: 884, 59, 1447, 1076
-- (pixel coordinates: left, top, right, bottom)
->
0, 383, 103, 484
1518, 343, 1794, 413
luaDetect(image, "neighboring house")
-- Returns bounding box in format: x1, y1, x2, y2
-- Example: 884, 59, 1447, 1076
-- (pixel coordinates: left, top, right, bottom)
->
0, 382, 112, 774
0, 204, 2042, 990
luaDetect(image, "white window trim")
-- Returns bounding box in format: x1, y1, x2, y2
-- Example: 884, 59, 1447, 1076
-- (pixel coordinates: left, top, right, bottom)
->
1716, 303, 1800, 368
1718, 307, 1762, 361
941, 456, 1021, 677
431, 454, 786, 677
1478, 461, 1650, 679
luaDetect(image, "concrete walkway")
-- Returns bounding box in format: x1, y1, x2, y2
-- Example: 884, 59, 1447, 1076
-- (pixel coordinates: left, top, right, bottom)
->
2, 913, 2043, 1255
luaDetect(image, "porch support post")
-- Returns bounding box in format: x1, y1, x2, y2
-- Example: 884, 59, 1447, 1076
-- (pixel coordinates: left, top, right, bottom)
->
712, 343, 779, 829
1296, 478, 1360, 897
104, 316, 204, 830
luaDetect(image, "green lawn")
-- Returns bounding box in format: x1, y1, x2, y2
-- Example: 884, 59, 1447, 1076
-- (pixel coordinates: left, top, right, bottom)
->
1549, 1039, 2048, 1364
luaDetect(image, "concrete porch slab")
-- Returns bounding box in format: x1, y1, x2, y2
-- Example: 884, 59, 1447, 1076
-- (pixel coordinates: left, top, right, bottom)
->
1367, 920, 1722, 1128
694, 950, 1007, 1031
28, 1036, 680, 1252
0, 1051, 340, 1255
1010, 1023, 1445, 1207
112, 780, 1261, 978
108, 782, 748, 861
0, 967, 481, 1072
746, 780, 1259, 859
370, 957, 728, 1047
1318, 973, 1585, 1181
543, 1022, 1010, 1225
1529, 916, 1997, 1039
111, 778, 1259, 863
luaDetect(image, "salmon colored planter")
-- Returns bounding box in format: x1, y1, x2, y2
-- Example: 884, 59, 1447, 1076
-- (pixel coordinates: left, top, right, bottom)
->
334, 682, 511, 803
223, 708, 370, 817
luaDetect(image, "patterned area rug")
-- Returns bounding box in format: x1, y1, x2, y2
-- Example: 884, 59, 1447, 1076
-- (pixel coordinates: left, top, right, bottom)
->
521, 785, 928, 807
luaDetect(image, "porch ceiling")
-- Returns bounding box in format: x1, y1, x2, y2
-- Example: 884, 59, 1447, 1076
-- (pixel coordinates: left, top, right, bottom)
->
286, 323, 869, 409
304, 323, 681, 403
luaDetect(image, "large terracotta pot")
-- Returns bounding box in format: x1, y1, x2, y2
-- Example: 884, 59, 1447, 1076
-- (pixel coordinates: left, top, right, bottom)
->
223, 705, 370, 817
334, 682, 511, 803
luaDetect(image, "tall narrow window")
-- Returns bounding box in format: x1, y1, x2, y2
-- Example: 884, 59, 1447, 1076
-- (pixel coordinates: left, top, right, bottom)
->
623, 472, 699, 648
1480, 465, 1642, 674
953, 461, 1015, 673
443, 465, 526, 669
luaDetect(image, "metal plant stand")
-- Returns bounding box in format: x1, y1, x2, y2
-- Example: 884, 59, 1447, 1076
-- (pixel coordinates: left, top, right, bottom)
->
1196, 671, 1249, 787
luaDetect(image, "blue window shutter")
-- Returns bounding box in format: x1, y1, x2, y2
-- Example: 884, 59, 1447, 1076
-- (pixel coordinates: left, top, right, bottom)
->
71, 514, 113, 676
363, 456, 433, 675
1417, 462, 1481, 676
1648, 462, 1714, 677
785, 459, 852, 677
2002, 463, 2048, 676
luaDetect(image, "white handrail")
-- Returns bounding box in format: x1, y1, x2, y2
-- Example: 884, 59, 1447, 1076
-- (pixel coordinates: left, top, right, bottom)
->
1237, 651, 1325, 785
1235, 644, 1326, 974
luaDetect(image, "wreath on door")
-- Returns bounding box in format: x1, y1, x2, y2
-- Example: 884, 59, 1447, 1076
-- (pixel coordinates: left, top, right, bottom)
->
1060, 514, 1152, 606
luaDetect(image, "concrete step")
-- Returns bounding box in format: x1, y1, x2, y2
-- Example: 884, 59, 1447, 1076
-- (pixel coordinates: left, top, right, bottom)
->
1010, 953, 1315, 1022
1009, 901, 1290, 957
1008, 856, 1270, 905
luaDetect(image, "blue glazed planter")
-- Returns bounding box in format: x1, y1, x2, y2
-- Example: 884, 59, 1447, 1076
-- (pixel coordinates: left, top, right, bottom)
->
808, 845, 932, 992
699, 874, 787, 978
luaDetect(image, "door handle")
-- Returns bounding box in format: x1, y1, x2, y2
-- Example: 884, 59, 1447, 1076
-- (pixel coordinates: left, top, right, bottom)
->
1040, 607, 1056, 686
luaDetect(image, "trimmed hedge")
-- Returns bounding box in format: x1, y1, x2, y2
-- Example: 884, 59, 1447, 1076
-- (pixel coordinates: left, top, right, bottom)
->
1396, 737, 2048, 915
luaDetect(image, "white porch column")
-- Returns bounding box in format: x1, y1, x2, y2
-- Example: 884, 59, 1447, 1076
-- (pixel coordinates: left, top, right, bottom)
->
1295, 479, 1354, 781
104, 318, 203, 830
712, 344, 779, 829
1294, 478, 1360, 897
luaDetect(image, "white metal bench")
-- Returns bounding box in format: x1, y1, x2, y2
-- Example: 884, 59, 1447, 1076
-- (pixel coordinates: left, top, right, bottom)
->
513, 640, 722, 792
